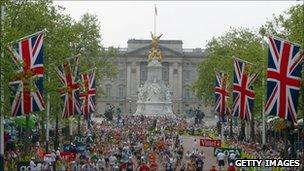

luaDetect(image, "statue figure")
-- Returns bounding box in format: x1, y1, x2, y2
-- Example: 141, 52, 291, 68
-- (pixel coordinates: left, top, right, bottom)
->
150, 32, 162, 49
151, 83, 160, 95
148, 32, 163, 62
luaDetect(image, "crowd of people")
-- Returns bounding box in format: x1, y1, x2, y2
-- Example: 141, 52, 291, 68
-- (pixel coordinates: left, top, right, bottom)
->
3, 114, 303, 171
4, 115, 214, 171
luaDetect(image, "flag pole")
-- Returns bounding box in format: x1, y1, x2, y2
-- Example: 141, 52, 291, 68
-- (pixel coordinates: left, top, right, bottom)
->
301, 0, 304, 130
7, 29, 47, 45
262, 98, 266, 145
261, 35, 266, 145
65, 54, 81, 61
45, 77, 50, 152
69, 117, 73, 142
154, 4, 157, 35
83, 67, 97, 73
221, 120, 224, 142
0, 5, 5, 171
233, 56, 254, 65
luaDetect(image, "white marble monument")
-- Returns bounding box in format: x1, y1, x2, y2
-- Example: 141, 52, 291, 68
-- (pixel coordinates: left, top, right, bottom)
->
134, 33, 174, 116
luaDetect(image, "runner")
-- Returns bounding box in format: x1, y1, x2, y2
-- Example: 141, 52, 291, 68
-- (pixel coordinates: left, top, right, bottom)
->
216, 151, 225, 170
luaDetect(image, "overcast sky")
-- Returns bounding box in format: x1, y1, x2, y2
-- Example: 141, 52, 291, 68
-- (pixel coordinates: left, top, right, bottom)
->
53, 1, 301, 49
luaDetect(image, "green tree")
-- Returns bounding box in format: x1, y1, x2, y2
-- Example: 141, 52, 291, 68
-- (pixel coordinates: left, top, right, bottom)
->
261, 4, 304, 120
193, 27, 266, 119
72, 13, 117, 86
1, 0, 117, 151
261, 4, 304, 45
193, 28, 268, 141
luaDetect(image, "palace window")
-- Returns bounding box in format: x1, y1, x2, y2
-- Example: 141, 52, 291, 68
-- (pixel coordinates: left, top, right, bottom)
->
184, 86, 191, 99
140, 62, 148, 83
105, 84, 111, 97
118, 69, 125, 80
162, 62, 169, 81
183, 70, 191, 81
118, 85, 125, 98
173, 69, 178, 75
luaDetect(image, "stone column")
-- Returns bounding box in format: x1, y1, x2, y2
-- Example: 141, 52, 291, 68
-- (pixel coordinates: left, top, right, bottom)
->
126, 62, 132, 97
178, 62, 183, 99
136, 62, 140, 94
169, 62, 174, 94
176, 62, 184, 113
130, 62, 136, 96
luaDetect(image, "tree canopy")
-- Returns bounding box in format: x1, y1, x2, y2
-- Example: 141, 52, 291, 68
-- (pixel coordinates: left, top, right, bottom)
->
194, 4, 304, 120
193, 27, 266, 118
1, 0, 117, 119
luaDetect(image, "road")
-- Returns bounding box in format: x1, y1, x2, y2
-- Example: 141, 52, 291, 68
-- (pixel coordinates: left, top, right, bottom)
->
92, 117, 223, 170
181, 135, 222, 171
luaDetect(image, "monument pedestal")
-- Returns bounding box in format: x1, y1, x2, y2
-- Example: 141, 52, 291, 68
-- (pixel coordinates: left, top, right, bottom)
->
135, 102, 173, 116
134, 59, 174, 116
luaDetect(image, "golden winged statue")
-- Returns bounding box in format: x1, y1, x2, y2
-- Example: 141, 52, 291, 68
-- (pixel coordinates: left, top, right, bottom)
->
148, 32, 163, 62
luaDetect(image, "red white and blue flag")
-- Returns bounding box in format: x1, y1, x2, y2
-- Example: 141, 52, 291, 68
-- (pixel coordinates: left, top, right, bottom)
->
232, 59, 257, 121
80, 70, 96, 120
9, 31, 45, 116
265, 36, 304, 124
215, 72, 229, 118
57, 56, 82, 118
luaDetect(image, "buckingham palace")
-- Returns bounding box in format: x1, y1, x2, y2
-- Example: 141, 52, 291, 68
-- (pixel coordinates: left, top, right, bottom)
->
96, 38, 208, 115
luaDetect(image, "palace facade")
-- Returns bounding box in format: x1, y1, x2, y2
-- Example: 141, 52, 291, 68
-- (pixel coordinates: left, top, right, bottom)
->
96, 39, 208, 115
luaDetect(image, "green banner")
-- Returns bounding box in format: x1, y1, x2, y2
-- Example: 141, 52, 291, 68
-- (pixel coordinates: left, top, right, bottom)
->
74, 134, 86, 144
214, 147, 242, 158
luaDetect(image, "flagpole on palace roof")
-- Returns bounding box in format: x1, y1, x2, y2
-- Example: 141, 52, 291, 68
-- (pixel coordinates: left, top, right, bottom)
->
154, 4, 157, 35
0, 5, 5, 171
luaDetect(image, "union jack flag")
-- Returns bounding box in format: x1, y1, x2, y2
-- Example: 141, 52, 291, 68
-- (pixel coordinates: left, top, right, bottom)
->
56, 56, 82, 118
265, 36, 304, 124
9, 31, 45, 116
80, 70, 96, 120
215, 72, 229, 119
232, 59, 257, 121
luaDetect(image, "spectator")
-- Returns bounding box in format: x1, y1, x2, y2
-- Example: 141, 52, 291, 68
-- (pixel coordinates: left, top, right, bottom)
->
227, 163, 236, 171
210, 165, 218, 171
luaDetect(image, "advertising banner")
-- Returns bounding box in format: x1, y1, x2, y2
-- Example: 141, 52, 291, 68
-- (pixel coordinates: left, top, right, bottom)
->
214, 147, 242, 158
199, 138, 221, 147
